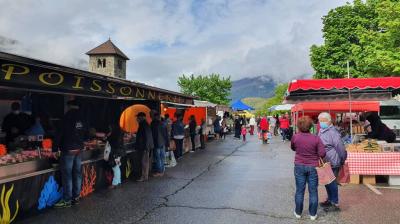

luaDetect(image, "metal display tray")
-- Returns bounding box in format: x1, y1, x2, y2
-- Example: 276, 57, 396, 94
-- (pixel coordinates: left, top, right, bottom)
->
0, 159, 51, 180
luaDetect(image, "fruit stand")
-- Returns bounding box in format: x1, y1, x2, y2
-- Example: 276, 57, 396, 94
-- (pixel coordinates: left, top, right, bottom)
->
0, 51, 194, 222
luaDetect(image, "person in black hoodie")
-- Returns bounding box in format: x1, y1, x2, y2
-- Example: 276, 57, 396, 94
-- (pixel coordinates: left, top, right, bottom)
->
189, 115, 197, 152
151, 111, 169, 177
107, 122, 124, 189
136, 112, 154, 182
366, 112, 396, 143
54, 100, 86, 208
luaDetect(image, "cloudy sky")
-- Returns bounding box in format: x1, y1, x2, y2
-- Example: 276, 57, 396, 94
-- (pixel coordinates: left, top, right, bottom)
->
0, 0, 347, 91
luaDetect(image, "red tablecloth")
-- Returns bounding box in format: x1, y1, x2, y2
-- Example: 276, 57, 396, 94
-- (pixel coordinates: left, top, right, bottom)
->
347, 152, 400, 175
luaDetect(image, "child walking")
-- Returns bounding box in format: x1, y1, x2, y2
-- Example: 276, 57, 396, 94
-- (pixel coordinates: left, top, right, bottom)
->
241, 125, 247, 142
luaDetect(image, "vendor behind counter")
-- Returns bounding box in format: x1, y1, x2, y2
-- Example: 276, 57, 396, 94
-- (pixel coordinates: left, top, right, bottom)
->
1, 102, 33, 146
366, 112, 396, 143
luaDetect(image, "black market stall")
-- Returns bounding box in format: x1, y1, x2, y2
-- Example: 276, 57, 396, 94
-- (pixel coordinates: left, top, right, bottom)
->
0, 51, 194, 222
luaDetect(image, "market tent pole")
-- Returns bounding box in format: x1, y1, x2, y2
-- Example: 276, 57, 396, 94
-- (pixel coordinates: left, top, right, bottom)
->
347, 60, 353, 140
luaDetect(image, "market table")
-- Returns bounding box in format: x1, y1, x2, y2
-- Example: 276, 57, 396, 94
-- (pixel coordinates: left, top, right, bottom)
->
347, 152, 400, 175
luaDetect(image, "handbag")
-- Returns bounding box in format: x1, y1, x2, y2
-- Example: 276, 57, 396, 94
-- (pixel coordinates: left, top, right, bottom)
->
338, 163, 350, 184
316, 158, 336, 185
104, 141, 111, 161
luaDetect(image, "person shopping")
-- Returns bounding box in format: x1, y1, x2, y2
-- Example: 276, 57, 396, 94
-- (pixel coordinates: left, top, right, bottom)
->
151, 111, 169, 177
259, 117, 269, 143
172, 115, 185, 159
291, 116, 326, 220
200, 118, 207, 149
107, 122, 124, 189
249, 116, 256, 135
54, 100, 86, 208
136, 112, 154, 182
279, 115, 290, 142
189, 115, 197, 152
241, 125, 247, 142
318, 112, 347, 212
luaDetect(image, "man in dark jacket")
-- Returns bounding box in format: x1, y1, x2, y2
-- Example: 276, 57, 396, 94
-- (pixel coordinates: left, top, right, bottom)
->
189, 115, 197, 152
54, 100, 86, 208
136, 112, 154, 182
151, 111, 169, 177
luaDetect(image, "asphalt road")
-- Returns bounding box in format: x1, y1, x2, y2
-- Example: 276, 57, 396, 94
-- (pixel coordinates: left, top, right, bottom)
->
18, 134, 400, 224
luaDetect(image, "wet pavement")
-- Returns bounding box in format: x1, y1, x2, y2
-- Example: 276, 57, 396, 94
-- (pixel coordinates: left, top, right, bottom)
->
18, 134, 400, 224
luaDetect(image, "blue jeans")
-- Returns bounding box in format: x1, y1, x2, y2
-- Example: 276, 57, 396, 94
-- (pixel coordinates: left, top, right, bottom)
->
294, 165, 319, 216
281, 128, 289, 141
324, 167, 340, 204
60, 152, 82, 202
112, 165, 121, 186
154, 146, 166, 173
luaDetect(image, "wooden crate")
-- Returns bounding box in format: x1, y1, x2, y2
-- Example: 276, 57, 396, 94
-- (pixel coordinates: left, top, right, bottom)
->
350, 175, 360, 184
362, 175, 376, 185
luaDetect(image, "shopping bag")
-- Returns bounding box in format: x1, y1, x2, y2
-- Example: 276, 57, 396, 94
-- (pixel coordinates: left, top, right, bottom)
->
104, 141, 111, 161
338, 163, 350, 184
165, 151, 177, 168
258, 132, 262, 140
316, 158, 336, 185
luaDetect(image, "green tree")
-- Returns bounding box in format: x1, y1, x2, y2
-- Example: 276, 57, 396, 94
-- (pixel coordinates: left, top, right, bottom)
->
255, 83, 288, 115
178, 74, 232, 105
310, 0, 379, 78
354, 0, 400, 76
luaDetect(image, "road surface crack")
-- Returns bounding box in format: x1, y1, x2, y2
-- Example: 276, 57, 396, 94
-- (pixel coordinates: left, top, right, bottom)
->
165, 204, 295, 221
132, 142, 246, 223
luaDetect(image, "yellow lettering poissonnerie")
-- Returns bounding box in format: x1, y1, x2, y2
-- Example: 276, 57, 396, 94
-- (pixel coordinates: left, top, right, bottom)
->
90, 80, 102, 92
106, 82, 115, 94
148, 91, 156, 100
135, 88, 145, 98
1, 64, 29, 80
73, 76, 84, 89
39, 72, 64, 86
120, 86, 132, 96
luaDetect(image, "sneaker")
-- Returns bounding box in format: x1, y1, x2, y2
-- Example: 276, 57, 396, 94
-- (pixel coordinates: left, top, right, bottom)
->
136, 178, 145, 182
319, 200, 331, 208
294, 212, 301, 219
310, 215, 318, 221
72, 197, 80, 205
54, 200, 71, 208
190, 150, 195, 153
324, 204, 341, 212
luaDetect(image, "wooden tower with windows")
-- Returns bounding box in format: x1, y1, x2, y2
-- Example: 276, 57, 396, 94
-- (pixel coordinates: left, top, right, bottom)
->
86, 39, 129, 79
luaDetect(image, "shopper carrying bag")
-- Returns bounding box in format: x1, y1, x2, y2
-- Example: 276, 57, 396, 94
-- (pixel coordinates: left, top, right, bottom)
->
316, 158, 336, 185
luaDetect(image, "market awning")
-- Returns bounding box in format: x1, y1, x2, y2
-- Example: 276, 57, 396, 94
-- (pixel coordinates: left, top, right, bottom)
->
291, 101, 380, 113
231, 100, 254, 111
286, 77, 400, 103
0, 51, 194, 104
269, 104, 294, 112
288, 77, 400, 92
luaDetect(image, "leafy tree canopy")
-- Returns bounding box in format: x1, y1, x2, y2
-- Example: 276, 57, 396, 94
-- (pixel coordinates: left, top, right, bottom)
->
178, 74, 232, 105
310, 0, 400, 78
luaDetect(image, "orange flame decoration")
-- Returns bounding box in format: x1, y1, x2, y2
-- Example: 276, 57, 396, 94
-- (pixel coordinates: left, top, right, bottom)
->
80, 165, 97, 198
0, 184, 19, 223
41, 139, 53, 151
0, 144, 7, 156
125, 159, 132, 179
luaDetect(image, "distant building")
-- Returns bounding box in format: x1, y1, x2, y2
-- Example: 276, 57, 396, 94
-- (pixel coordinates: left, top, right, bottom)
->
86, 39, 129, 79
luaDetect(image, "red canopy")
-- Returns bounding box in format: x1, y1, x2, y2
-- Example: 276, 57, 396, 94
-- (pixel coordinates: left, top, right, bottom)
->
291, 101, 380, 113
288, 77, 400, 92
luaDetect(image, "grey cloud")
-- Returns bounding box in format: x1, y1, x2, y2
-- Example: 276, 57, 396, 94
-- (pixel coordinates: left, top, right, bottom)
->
0, 0, 348, 91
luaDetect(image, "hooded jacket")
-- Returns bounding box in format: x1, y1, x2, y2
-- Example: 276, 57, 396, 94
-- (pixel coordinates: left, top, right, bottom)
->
318, 125, 347, 168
